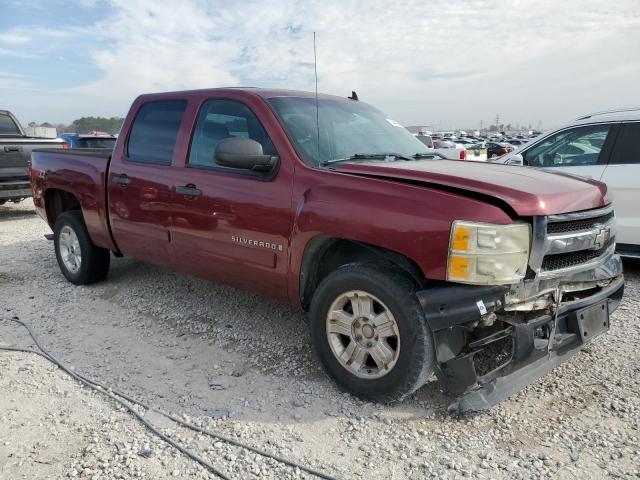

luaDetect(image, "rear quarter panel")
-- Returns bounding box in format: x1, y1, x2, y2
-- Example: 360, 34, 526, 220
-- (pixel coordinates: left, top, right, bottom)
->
30, 150, 116, 251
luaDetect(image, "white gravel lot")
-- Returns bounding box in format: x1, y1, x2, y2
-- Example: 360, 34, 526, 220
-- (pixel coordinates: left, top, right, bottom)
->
1, 199, 639, 480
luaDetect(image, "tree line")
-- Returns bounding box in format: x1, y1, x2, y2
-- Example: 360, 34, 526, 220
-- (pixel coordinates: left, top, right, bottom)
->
28, 116, 125, 135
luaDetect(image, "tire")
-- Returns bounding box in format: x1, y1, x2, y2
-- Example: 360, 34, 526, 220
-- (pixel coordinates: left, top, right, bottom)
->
309, 263, 435, 402
54, 210, 110, 285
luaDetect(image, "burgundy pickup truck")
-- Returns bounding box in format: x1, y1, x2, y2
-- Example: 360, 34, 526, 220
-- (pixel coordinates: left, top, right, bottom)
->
30, 88, 623, 412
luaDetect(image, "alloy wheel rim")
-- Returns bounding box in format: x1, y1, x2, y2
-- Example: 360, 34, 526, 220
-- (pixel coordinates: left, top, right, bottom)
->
59, 225, 82, 274
326, 290, 400, 379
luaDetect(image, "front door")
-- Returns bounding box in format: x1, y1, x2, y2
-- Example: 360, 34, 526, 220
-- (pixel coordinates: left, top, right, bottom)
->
168, 98, 294, 298
522, 123, 614, 181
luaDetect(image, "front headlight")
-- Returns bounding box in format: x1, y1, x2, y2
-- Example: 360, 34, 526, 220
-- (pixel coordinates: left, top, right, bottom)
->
447, 221, 531, 285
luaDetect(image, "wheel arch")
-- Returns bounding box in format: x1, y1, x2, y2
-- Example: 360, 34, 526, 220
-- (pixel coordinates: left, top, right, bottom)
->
298, 235, 428, 310
44, 188, 82, 229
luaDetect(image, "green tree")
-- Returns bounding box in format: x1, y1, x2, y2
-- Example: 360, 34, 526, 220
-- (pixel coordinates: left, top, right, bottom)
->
67, 116, 125, 134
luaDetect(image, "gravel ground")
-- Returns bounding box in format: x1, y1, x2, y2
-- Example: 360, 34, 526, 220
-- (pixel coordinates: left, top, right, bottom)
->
1, 199, 639, 480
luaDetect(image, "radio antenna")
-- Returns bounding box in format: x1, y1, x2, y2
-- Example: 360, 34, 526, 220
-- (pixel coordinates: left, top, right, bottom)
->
313, 31, 321, 162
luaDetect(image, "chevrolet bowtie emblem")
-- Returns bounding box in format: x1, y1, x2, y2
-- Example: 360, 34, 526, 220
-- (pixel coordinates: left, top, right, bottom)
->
593, 226, 611, 250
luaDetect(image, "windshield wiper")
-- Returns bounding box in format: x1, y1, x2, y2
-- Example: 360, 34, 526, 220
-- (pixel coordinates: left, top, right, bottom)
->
322, 153, 415, 165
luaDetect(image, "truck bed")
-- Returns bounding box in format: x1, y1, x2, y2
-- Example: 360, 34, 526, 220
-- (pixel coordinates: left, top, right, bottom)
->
33, 147, 113, 159
30, 148, 114, 250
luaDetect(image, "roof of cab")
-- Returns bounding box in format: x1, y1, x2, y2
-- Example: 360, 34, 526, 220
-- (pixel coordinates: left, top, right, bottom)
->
570, 107, 640, 125
135, 87, 350, 102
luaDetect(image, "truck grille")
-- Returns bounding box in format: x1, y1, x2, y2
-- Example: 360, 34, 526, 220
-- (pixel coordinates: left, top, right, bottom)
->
546, 211, 614, 234
537, 206, 616, 275
542, 239, 614, 271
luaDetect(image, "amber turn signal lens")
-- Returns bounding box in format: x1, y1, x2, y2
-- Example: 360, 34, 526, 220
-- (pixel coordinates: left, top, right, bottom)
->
451, 225, 470, 251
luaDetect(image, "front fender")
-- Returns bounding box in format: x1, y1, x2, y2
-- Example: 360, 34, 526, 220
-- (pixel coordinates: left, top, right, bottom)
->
287, 173, 514, 305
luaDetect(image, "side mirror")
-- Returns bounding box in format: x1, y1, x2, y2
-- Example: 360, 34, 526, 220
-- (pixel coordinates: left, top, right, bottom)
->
505, 153, 524, 166
214, 138, 278, 172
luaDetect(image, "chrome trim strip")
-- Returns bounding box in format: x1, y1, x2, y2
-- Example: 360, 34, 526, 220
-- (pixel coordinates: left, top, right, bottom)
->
546, 204, 613, 223
545, 219, 616, 255
528, 216, 547, 272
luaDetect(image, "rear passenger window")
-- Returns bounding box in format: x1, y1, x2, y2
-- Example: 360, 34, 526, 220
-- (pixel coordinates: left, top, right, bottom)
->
188, 99, 274, 169
127, 100, 187, 165
609, 123, 640, 165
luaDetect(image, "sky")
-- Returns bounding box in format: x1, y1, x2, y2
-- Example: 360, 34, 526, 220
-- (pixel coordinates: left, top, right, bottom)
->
0, 0, 639, 130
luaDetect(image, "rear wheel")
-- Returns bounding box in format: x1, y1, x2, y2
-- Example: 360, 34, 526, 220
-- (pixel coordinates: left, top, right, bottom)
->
309, 263, 435, 402
54, 210, 110, 285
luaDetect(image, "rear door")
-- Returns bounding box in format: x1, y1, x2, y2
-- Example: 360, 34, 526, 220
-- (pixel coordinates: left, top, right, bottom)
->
107, 99, 187, 265
521, 124, 614, 180
168, 97, 294, 298
600, 122, 640, 247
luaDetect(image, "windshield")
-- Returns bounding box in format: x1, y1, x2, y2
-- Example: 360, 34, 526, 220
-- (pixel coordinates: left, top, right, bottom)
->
268, 96, 431, 166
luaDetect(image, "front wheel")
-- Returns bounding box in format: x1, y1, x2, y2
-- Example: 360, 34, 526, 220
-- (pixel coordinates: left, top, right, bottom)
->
309, 263, 435, 402
54, 210, 110, 285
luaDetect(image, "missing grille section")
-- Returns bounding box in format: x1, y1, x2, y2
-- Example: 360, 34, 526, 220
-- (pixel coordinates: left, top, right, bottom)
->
541, 239, 614, 271
547, 211, 614, 234
473, 335, 513, 377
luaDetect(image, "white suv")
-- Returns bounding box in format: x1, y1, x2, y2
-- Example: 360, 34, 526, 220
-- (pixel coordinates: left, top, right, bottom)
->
494, 108, 640, 255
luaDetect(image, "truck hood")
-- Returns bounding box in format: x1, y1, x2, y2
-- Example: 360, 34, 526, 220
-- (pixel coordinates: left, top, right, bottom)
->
335, 160, 609, 216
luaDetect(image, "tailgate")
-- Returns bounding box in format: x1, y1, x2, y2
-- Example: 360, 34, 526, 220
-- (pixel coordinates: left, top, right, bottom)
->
0, 140, 63, 179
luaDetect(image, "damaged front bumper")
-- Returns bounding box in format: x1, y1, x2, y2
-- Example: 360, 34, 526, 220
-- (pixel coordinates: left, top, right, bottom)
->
417, 255, 624, 413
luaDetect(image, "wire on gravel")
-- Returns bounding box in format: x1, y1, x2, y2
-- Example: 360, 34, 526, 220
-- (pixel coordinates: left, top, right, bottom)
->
0, 317, 340, 480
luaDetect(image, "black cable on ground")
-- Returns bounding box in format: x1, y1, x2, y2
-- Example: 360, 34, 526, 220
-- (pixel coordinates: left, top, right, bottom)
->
0, 318, 340, 480
0, 332, 231, 480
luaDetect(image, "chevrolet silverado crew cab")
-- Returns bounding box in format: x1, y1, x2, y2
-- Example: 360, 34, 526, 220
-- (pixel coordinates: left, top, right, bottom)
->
0, 110, 64, 204
30, 88, 624, 412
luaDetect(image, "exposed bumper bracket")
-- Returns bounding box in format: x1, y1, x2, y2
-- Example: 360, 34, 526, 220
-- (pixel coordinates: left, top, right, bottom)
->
419, 276, 624, 413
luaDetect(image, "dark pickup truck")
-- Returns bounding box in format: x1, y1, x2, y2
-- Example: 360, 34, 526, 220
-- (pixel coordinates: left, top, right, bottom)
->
30, 88, 624, 412
0, 110, 64, 205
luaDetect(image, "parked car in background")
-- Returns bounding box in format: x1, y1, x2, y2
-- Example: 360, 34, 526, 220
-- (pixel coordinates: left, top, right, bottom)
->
432, 139, 467, 160
505, 139, 529, 148
59, 132, 117, 149
30, 87, 623, 412
486, 141, 514, 159
464, 143, 488, 161
0, 109, 64, 205
415, 135, 468, 160
494, 108, 640, 253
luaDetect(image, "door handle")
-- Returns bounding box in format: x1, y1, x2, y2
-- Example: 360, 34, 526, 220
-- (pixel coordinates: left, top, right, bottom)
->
4, 146, 22, 153
112, 174, 131, 186
175, 185, 202, 197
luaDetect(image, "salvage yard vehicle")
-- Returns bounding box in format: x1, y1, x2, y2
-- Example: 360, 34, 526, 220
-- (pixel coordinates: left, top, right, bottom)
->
415, 134, 468, 160
0, 110, 64, 205
495, 108, 640, 255
486, 141, 514, 159
58, 132, 117, 149
30, 88, 624, 412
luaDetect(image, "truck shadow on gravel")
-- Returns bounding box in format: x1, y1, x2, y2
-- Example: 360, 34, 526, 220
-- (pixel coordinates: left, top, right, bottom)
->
104, 255, 450, 398
0, 205, 37, 222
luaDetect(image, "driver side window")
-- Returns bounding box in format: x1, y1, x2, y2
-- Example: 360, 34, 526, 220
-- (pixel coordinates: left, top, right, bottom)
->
523, 125, 610, 167
188, 99, 275, 169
